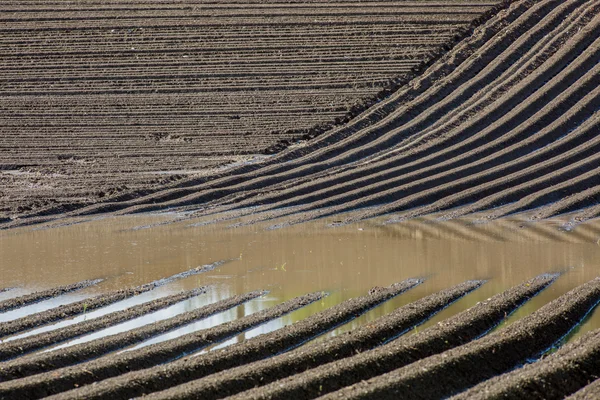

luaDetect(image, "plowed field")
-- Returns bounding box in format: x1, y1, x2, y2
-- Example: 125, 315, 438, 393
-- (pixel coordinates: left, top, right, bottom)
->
0, 0, 501, 224
1, 268, 600, 399
4, 0, 599, 231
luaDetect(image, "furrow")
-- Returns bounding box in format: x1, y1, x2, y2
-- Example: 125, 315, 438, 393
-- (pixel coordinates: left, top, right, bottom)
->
321, 277, 600, 399
452, 328, 600, 399
0, 287, 207, 361
6, 0, 517, 222
222, 273, 557, 400
0, 290, 266, 381
0, 260, 230, 337
0, 279, 102, 314
0, 291, 328, 399
42, 280, 420, 400
146, 280, 490, 400
89, 0, 586, 219
566, 378, 600, 400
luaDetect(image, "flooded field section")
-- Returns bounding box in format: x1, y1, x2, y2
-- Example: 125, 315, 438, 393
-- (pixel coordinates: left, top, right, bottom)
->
0, 214, 599, 399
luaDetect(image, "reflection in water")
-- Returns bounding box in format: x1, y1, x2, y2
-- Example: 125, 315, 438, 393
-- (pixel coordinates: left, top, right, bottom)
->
0, 212, 599, 352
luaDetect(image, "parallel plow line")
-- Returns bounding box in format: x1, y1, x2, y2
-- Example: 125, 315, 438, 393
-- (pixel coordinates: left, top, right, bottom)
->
15, 0, 599, 230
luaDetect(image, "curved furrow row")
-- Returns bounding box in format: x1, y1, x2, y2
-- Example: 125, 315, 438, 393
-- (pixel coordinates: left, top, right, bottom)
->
238, 81, 600, 228
50, 0, 585, 223
1, 0, 516, 225
2, 0, 494, 221
207, 59, 600, 228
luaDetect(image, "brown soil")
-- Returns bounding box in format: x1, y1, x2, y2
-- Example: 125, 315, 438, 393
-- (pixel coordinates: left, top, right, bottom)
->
145, 279, 487, 400
567, 378, 600, 400
0, 259, 229, 337
452, 328, 600, 399
0, 0, 498, 222
0, 287, 206, 361
0, 290, 326, 398
3, 0, 597, 231
27, 280, 418, 400
0, 290, 266, 381
320, 277, 600, 399
218, 274, 556, 400
0, 273, 598, 400
0, 279, 101, 313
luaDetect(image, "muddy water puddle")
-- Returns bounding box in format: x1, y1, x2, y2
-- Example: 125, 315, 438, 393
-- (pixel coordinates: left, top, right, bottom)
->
1, 213, 600, 354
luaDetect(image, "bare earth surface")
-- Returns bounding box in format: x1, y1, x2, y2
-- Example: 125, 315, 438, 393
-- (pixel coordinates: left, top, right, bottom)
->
0, 0, 494, 221
2, 0, 600, 232
2, 0, 600, 397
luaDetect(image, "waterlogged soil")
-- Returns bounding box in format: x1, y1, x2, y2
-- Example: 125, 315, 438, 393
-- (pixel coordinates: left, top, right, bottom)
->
1, 213, 599, 346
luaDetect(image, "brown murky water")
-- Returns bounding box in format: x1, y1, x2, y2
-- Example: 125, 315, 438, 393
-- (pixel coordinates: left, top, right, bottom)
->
1, 213, 599, 352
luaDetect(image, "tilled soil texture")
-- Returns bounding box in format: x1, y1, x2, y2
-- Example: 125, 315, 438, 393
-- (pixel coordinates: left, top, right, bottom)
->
215, 274, 555, 400
0, 280, 418, 399
320, 277, 600, 399
452, 327, 600, 399
0, 290, 266, 381
142, 279, 487, 400
0, 259, 229, 337
0, 287, 207, 361
1, 274, 598, 399
566, 378, 600, 400
0, 0, 501, 222
0, 279, 102, 313
8, 0, 600, 230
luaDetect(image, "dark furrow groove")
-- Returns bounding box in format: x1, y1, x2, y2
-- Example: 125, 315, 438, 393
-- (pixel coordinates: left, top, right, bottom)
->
0, 260, 231, 337
0, 279, 102, 314
41, 280, 420, 400
320, 277, 600, 399
0, 287, 208, 362
222, 274, 557, 400
452, 328, 600, 399
0, 290, 266, 381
